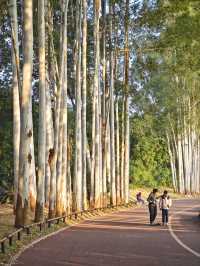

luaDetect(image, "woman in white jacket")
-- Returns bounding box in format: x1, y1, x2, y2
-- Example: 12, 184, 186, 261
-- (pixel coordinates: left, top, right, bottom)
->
159, 190, 172, 226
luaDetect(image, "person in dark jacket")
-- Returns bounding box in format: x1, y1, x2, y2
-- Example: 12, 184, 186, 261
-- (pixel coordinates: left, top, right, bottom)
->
147, 188, 159, 225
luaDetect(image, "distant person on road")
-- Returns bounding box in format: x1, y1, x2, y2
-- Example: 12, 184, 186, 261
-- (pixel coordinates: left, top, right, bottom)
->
136, 192, 145, 205
147, 188, 159, 225
159, 190, 172, 226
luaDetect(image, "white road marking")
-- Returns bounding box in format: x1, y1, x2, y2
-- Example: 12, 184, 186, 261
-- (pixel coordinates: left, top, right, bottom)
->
168, 204, 200, 258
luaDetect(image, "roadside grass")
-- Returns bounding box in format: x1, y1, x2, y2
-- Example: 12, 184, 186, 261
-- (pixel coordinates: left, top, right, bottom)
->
0, 204, 15, 240
0, 222, 67, 265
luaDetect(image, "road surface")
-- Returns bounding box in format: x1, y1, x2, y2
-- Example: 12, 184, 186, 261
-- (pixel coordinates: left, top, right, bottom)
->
13, 199, 200, 266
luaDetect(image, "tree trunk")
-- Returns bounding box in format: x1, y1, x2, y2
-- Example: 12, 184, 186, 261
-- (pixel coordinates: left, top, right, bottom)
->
93, 0, 101, 208
166, 132, 177, 192
29, 105, 36, 211
56, 0, 69, 217
82, 0, 88, 210
74, 0, 82, 212
15, 0, 33, 227
90, 80, 96, 208
35, 0, 46, 222
60, 7, 69, 215
110, 51, 116, 206
61, 87, 67, 215
120, 99, 125, 203
124, 0, 130, 204
67, 139, 72, 214
45, 3, 54, 207
49, 0, 68, 218
56, 93, 64, 216
101, 0, 107, 208
9, 0, 21, 213
45, 80, 54, 206
109, 0, 115, 206
115, 98, 120, 205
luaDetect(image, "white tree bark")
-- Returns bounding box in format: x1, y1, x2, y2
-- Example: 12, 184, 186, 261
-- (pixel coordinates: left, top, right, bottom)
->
82, 0, 88, 210
124, 0, 130, 204
93, 0, 101, 208
56, 0, 69, 216
90, 82, 96, 208
15, 0, 33, 227
120, 99, 125, 203
45, 81, 54, 206
110, 51, 116, 206
101, 0, 107, 207
35, 0, 46, 222
115, 98, 120, 204
61, 84, 67, 215
9, 0, 21, 212
56, 93, 64, 216
49, 0, 68, 218
166, 132, 177, 191
29, 104, 36, 212
67, 139, 72, 214
74, 0, 82, 212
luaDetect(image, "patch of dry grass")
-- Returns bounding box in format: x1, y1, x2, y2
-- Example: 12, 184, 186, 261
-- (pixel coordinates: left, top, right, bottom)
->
0, 204, 15, 239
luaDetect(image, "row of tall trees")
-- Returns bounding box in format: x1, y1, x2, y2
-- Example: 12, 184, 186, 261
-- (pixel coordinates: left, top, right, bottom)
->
163, 1, 200, 194
132, 0, 200, 194
7, 0, 131, 227
2, 0, 199, 229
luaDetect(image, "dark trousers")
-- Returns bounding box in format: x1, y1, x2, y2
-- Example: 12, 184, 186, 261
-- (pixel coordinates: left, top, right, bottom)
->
162, 209, 169, 224
148, 204, 157, 224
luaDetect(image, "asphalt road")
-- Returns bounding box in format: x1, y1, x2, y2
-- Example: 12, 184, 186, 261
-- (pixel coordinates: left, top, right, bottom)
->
13, 199, 200, 266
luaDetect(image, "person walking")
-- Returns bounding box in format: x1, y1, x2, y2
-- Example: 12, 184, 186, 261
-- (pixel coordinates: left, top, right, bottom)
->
147, 188, 159, 225
159, 190, 172, 226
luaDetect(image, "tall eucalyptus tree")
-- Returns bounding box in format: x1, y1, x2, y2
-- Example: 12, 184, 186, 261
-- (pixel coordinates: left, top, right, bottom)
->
8, 0, 20, 211
124, 0, 130, 203
15, 0, 34, 227
74, 0, 83, 212
35, 0, 46, 222
82, 0, 88, 210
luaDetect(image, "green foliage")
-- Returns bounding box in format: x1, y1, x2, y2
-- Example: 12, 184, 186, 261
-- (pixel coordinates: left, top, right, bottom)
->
130, 113, 171, 188
128, 0, 200, 190
0, 89, 13, 189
